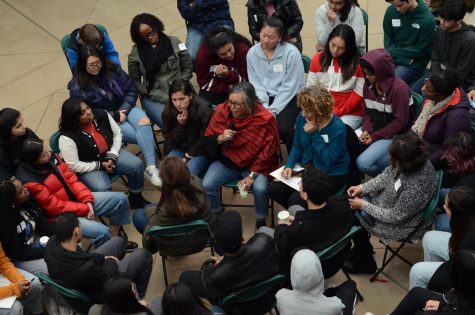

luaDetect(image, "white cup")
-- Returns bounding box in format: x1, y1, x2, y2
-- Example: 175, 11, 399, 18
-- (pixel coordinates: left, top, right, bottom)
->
278, 210, 290, 224
238, 183, 248, 198
39, 236, 50, 248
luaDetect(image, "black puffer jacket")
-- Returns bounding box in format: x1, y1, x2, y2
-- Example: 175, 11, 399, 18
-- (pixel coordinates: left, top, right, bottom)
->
246, 0, 303, 51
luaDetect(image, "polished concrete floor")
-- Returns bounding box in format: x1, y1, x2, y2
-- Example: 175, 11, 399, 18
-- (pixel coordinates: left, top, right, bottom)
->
0, 0, 433, 314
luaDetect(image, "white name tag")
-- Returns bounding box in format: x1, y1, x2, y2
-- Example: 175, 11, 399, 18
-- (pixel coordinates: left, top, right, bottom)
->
209, 65, 218, 72
441, 64, 447, 70
392, 19, 401, 27
412, 23, 420, 29
273, 64, 284, 73
178, 43, 187, 51
394, 178, 401, 191
321, 134, 329, 143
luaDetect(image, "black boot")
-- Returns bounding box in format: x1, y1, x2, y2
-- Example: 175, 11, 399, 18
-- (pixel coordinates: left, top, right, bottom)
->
343, 230, 377, 275
128, 192, 150, 209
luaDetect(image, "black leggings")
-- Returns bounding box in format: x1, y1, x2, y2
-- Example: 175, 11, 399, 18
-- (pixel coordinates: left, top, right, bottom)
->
390, 287, 442, 315
271, 96, 300, 152
324, 280, 358, 315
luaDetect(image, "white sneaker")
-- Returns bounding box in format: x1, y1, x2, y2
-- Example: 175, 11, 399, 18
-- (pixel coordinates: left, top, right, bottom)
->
144, 165, 162, 187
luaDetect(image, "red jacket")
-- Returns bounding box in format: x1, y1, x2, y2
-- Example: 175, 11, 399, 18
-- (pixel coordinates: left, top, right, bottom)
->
16, 155, 93, 220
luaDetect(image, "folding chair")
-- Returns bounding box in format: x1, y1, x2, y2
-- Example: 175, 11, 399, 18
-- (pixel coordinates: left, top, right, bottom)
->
35, 272, 91, 314
370, 170, 444, 282
145, 219, 214, 286
301, 54, 311, 74
411, 91, 425, 121
316, 225, 365, 301
220, 274, 285, 315
220, 178, 276, 227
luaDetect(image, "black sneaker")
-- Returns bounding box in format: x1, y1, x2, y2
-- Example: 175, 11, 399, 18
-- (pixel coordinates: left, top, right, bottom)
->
128, 193, 150, 209
342, 256, 377, 275
256, 218, 267, 230
126, 240, 139, 253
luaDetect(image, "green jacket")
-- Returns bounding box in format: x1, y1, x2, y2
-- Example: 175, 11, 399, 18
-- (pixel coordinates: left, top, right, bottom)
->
142, 176, 216, 256
383, 0, 436, 70
128, 36, 193, 104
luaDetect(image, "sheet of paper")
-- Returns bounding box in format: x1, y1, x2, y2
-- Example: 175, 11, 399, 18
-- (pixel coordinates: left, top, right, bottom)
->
0, 296, 16, 309
270, 165, 303, 191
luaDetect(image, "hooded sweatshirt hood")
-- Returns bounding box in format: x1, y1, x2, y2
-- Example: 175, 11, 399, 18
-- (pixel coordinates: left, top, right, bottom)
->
361, 48, 395, 94
276, 249, 344, 315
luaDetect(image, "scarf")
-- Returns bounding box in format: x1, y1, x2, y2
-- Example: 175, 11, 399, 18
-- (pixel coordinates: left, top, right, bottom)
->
137, 33, 174, 93
412, 92, 454, 137
205, 103, 279, 174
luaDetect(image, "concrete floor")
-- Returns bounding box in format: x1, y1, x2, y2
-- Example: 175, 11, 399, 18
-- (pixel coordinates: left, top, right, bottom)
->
0, 0, 428, 313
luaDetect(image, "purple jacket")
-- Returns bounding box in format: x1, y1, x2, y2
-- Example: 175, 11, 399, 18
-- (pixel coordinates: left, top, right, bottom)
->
421, 87, 471, 168
361, 49, 411, 142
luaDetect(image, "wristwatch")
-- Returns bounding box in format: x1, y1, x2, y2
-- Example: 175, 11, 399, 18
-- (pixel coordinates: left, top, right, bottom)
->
248, 171, 258, 179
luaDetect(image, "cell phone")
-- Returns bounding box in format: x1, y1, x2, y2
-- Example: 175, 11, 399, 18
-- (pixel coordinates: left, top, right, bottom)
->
291, 169, 305, 176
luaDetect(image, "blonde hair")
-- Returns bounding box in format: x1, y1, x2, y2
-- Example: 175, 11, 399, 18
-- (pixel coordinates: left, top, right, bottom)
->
296, 85, 334, 123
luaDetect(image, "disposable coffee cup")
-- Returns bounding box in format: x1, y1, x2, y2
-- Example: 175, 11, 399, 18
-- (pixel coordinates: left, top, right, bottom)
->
278, 210, 290, 224
39, 236, 50, 248
238, 183, 248, 198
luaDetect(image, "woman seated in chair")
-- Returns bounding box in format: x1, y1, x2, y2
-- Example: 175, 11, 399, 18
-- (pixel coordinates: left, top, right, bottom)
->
161, 80, 213, 177
268, 85, 350, 209
195, 27, 252, 105
0, 108, 39, 178
345, 133, 437, 275
128, 13, 193, 128
0, 177, 52, 275
356, 48, 411, 177
306, 24, 364, 130
68, 45, 161, 187
412, 68, 471, 169
315, 0, 365, 53
15, 139, 138, 250
142, 156, 215, 256
409, 185, 475, 292
202, 82, 280, 229
246, 16, 305, 150
58, 98, 149, 209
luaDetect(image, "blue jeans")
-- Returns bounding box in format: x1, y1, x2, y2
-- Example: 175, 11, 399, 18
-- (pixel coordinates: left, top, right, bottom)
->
409, 231, 449, 289
3, 269, 43, 315
356, 139, 392, 177
395, 65, 424, 85
131, 206, 157, 234
119, 107, 157, 167
80, 191, 131, 247
410, 69, 430, 95
142, 97, 164, 128
186, 27, 204, 64
78, 148, 144, 193
168, 149, 209, 177
202, 160, 269, 219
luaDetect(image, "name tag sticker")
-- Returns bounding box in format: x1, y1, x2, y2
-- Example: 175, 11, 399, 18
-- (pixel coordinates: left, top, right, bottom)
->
441, 64, 447, 70
178, 43, 187, 51
273, 64, 284, 73
209, 65, 218, 72
322, 134, 329, 143
392, 19, 401, 27
394, 178, 401, 191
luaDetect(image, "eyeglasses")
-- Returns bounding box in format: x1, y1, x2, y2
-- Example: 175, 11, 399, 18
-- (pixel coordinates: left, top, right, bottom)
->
86, 61, 102, 71
141, 29, 157, 40
228, 101, 246, 107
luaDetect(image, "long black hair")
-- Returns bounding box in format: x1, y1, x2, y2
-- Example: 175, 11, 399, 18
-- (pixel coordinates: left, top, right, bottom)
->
162, 283, 212, 315
339, 0, 359, 22
0, 178, 17, 257
75, 45, 117, 88
204, 27, 252, 56
100, 276, 153, 315
18, 139, 45, 166
59, 98, 86, 132
320, 24, 359, 82
0, 108, 21, 142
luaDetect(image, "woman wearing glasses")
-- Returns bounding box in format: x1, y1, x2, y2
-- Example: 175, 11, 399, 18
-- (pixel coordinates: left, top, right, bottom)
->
128, 13, 193, 128
68, 45, 161, 187
202, 82, 280, 228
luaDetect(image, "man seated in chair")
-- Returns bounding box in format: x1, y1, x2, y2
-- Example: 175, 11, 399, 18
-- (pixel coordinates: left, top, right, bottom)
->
267, 167, 354, 278
44, 213, 152, 305
179, 210, 280, 315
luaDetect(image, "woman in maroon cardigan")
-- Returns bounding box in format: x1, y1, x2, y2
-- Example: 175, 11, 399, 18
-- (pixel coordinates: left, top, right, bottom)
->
202, 82, 280, 228
195, 27, 252, 105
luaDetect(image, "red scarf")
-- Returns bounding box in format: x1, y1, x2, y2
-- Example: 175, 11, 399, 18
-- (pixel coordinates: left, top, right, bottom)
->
205, 103, 280, 175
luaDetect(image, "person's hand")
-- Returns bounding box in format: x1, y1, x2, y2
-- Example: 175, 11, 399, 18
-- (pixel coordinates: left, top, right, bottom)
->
281, 167, 292, 179
119, 110, 127, 123
218, 129, 237, 144
139, 300, 148, 307
347, 185, 363, 198
105, 256, 119, 263
327, 9, 337, 23
278, 219, 291, 225
289, 37, 297, 43
238, 176, 254, 190
348, 197, 364, 210
424, 300, 440, 312
17, 280, 31, 296
359, 131, 372, 145
177, 109, 188, 125
211, 255, 224, 266
102, 160, 115, 173
303, 120, 318, 134
86, 202, 95, 220
288, 215, 295, 223
423, 0, 431, 6
468, 90, 475, 101
215, 64, 230, 78
316, 42, 324, 51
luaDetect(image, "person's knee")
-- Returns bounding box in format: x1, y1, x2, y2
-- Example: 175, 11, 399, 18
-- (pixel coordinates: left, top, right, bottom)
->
138, 117, 151, 126
409, 263, 426, 289
94, 227, 112, 247
9, 301, 24, 315
422, 230, 437, 249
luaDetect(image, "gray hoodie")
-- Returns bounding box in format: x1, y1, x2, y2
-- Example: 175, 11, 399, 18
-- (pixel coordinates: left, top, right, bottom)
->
276, 249, 344, 315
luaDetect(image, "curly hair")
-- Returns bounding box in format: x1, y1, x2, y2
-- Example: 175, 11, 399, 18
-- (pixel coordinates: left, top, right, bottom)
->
388, 133, 429, 174
130, 13, 165, 45
296, 85, 334, 123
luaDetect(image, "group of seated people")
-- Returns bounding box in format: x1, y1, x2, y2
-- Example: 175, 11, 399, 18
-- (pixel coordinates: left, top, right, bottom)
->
1, 0, 475, 313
